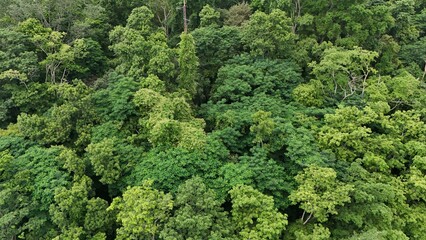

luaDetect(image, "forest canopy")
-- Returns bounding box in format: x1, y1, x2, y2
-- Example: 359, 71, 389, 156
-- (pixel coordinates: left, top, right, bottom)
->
1, 0, 426, 239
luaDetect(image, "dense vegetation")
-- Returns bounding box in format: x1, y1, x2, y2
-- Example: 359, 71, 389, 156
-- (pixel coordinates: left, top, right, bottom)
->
1, 0, 426, 239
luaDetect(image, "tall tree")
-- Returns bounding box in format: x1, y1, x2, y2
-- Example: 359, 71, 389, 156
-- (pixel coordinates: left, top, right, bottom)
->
108, 180, 173, 240
199, 4, 221, 27
242, 9, 296, 58
177, 33, 199, 99
109, 6, 175, 81
0, 27, 38, 126
309, 46, 378, 101
161, 177, 232, 239
229, 185, 288, 239
289, 165, 354, 224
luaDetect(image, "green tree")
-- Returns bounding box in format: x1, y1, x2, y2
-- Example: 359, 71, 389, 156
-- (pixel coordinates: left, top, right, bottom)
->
235, 148, 295, 209
229, 185, 288, 239
109, 180, 173, 240
347, 228, 408, 240
250, 111, 275, 146
309, 46, 378, 101
17, 103, 78, 145
289, 165, 354, 224
319, 105, 426, 171
292, 80, 325, 107
109, 6, 175, 81
0, 27, 39, 126
127, 136, 227, 194
242, 9, 295, 58
299, 0, 395, 49
86, 138, 121, 184
6, 0, 109, 41
56, 147, 86, 178
145, 0, 178, 37
333, 163, 409, 238
399, 37, 426, 78
211, 55, 302, 103
192, 26, 243, 102
199, 4, 221, 27
18, 18, 106, 83
224, 2, 251, 26
391, 0, 420, 44
293, 224, 331, 240
49, 176, 112, 239
70, 38, 107, 79
0, 146, 71, 239
133, 85, 206, 150
161, 177, 232, 239
250, 0, 289, 13
178, 33, 199, 99
91, 72, 140, 124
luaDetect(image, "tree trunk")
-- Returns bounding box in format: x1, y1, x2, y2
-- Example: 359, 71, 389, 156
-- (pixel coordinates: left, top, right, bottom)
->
183, 0, 188, 33
303, 212, 313, 225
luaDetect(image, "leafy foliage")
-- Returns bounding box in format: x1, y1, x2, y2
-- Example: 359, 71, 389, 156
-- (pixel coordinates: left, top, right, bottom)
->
242, 9, 295, 58
1, 1, 426, 239
229, 184, 288, 239
109, 180, 173, 240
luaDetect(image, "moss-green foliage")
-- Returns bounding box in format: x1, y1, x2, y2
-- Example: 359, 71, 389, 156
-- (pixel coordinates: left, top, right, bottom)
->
242, 9, 295, 58
126, 137, 226, 194
289, 165, 354, 223
224, 2, 251, 27
108, 180, 173, 240
177, 33, 199, 98
229, 184, 288, 239
0, 146, 71, 239
0, 27, 38, 126
109, 6, 175, 81
1, 0, 426, 239
49, 176, 113, 239
199, 4, 221, 27
160, 177, 232, 239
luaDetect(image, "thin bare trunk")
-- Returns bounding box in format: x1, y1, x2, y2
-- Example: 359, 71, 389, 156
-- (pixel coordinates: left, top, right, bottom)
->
22, 81, 28, 90
183, 0, 188, 33
61, 68, 67, 83
332, 71, 338, 94
292, 0, 302, 33
163, 8, 168, 37
361, 72, 369, 97
303, 212, 313, 225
